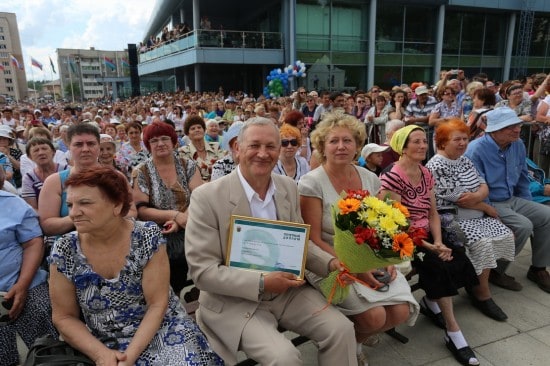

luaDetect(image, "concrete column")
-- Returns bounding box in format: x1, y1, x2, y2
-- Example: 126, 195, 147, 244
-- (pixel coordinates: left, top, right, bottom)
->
193, 0, 200, 30
288, 0, 296, 91
194, 64, 201, 92
433, 4, 445, 84
367, 0, 377, 88
503, 12, 516, 81
111, 81, 118, 100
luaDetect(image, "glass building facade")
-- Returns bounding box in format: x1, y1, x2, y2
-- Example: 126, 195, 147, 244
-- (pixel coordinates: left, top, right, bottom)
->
140, 0, 550, 93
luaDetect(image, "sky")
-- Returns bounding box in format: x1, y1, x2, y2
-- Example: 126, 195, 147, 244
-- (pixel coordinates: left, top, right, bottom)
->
1, 0, 155, 81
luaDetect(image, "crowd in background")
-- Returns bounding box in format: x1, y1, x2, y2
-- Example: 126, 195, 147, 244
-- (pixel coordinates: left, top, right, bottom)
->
3, 68, 550, 365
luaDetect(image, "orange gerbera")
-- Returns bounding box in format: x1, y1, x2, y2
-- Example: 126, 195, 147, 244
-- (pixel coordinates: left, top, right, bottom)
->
392, 232, 414, 259
393, 202, 410, 217
338, 198, 361, 215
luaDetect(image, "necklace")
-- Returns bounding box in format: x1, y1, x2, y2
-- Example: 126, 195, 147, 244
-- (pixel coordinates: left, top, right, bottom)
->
325, 164, 355, 193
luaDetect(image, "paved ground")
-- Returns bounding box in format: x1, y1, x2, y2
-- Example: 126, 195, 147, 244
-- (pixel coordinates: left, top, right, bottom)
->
284, 244, 550, 366
18, 244, 550, 365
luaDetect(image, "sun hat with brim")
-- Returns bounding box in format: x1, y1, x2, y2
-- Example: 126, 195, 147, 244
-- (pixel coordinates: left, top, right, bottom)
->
414, 85, 429, 95
221, 121, 244, 152
390, 125, 424, 156
0, 126, 14, 140
361, 143, 389, 159
484, 107, 522, 133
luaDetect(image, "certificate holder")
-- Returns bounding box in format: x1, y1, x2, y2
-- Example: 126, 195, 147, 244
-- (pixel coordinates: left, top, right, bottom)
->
226, 215, 310, 279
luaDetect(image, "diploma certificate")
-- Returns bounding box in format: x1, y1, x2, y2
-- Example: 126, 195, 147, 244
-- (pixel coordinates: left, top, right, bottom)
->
226, 215, 310, 278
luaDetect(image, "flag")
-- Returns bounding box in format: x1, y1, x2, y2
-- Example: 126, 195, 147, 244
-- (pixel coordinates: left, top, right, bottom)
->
104, 56, 116, 70
68, 58, 76, 74
10, 54, 20, 69
31, 57, 43, 70
121, 58, 130, 68
49, 56, 56, 74
0, 63, 4, 71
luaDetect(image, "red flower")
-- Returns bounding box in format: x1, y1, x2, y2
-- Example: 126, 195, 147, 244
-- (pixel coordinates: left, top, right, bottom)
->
354, 226, 379, 249
408, 227, 428, 247
345, 189, 370, 200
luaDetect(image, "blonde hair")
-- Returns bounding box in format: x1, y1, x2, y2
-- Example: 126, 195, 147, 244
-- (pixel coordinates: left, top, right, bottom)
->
310, 111, 366, 164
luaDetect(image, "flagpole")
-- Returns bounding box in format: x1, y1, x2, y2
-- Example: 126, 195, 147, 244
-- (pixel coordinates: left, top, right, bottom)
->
51, 67, 57, 103
30, 62, 38, 103
10, 54, 20, 103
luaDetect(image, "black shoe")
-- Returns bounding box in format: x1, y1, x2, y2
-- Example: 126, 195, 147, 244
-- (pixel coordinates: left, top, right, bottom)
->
471, 297, 507, 321
445, 334, 480, 366
419, 296, 446, 329
489, 269, 523, 291
527, 268, 550, 293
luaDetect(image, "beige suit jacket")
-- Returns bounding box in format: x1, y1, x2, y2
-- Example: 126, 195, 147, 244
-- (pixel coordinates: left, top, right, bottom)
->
185, 170, 334, 364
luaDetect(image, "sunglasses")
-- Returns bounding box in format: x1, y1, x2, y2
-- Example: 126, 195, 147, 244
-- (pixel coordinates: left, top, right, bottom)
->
281, 139, 299, 147
371, 89, 381, 93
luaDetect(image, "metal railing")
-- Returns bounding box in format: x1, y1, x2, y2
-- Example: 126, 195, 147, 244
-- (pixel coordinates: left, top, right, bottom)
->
139, 29, 283, 63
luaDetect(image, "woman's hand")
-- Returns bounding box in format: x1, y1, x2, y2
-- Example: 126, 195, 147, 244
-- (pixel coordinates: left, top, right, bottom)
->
328, 258, 355, 285
4, 282, 28, 320
433, 242, 453, 261
161, 220, 179, 234
357, 270, 384, 289
94, 349, 127, 366
174, 211, 188, 228
385, 265, 398, 282
456, 191, 481, 207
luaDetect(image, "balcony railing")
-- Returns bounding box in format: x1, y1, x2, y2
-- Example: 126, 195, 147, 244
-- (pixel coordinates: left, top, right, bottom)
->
139, 29, 283, 63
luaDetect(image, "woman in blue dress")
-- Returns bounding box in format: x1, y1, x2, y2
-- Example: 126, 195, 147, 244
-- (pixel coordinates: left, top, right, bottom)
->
49, 166, 223, 366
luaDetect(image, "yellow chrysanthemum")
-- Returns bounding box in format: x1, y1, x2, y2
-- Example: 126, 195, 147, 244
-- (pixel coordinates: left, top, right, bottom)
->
363, 196, 384, 212
338, 198, 361, 215
379, 216, 398, 235
364, 208, 379, 227
390, 207, 408, 226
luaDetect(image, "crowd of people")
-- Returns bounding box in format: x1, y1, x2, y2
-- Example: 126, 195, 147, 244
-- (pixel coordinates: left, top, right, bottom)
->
1, 68, 550, 366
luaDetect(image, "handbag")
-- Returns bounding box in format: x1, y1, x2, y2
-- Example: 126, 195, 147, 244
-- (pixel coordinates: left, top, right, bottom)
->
24, 335, 94, 366
438, 207, 467, 252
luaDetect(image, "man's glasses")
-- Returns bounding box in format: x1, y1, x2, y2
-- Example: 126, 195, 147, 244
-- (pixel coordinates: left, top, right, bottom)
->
357, 100, 365, 103
371, 89, 380, 93
281, 139, 299, 147
299, 91, 307, 95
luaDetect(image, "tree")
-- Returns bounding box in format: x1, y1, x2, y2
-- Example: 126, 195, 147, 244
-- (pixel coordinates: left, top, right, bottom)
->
64, 82, 81, 101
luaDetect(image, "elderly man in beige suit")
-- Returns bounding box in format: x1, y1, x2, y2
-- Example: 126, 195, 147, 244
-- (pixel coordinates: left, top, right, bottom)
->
185, 117, 357, 365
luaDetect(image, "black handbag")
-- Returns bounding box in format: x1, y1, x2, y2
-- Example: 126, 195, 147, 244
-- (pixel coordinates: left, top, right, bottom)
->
24, 335, 94, 366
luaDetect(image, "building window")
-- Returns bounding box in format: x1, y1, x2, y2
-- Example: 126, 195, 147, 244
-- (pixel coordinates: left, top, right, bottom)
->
5, 78, 13, 83
0, 27, 3, 33
0, 36, 4, 40
7, 87, 14, 92
3, 69, 11, 75
0, 45, 5, 49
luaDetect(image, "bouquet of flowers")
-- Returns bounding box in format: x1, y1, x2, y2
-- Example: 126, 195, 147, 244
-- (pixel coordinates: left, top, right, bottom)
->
319, 189, 427, 304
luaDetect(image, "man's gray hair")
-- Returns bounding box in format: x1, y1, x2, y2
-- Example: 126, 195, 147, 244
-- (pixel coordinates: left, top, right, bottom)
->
237, 117, 279, 144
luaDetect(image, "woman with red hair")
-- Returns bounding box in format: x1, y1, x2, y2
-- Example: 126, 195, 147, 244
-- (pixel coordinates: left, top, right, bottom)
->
133, 122, 203, 295
49, 166, 223, 365
426, 119, 515, 323
283, 110, 311, 161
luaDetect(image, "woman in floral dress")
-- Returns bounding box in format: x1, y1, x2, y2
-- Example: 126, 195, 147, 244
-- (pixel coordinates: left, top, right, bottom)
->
49, 166, 223, 366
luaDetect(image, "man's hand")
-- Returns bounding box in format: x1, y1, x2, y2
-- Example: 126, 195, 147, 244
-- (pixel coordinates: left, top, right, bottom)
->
263, 272, 305, 294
